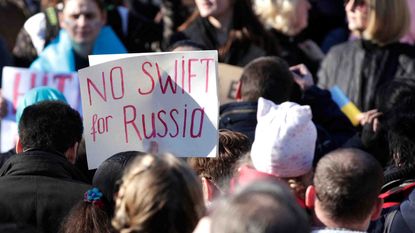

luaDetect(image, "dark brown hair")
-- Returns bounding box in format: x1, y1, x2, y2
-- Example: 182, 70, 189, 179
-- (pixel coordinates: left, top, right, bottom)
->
188, 129, 250, 190
240, 56, 294, 103
60, 199, 113, 233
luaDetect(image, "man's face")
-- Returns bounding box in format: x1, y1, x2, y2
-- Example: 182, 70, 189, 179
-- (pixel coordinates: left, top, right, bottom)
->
60, 0, 106, 46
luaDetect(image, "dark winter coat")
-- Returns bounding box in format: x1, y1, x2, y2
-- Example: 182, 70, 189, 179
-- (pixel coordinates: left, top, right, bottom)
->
270, 29, 321, 79
219, 101, 257, 144
318, 39, 415, 111
0, 150, 90, 233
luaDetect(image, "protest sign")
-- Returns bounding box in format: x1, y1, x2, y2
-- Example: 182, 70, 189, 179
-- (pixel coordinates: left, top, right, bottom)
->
79, 51, 219, 169
218, 63, 242, 104
1, 66, 80, 152
91, 56, 242, 105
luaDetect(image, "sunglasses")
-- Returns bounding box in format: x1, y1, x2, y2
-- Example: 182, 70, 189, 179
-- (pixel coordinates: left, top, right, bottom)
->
344, 0, 366, 7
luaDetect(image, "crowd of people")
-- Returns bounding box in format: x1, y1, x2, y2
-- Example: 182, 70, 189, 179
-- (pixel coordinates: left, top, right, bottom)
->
0, 0, 415, 232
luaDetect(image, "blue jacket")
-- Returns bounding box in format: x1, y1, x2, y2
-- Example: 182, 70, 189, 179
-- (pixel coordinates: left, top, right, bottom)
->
30, 26, 127, 72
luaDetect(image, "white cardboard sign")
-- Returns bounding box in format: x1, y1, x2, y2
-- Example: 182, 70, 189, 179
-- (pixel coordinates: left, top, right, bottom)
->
1, 66, 81, 152
79, 51, 219, 169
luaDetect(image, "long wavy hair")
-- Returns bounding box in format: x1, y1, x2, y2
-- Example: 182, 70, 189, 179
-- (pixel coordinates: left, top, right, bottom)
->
112, 153, 205, 233
377, 79, 415, 168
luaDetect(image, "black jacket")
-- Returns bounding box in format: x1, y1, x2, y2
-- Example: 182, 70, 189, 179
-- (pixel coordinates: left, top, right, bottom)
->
0, 150, 90, 233
318, 40, 415, 111
270, 29, 321, 79
219, 101, 257, 144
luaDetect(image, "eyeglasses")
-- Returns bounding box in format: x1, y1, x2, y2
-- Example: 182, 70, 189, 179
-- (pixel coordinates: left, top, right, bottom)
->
344, 0, 366, 7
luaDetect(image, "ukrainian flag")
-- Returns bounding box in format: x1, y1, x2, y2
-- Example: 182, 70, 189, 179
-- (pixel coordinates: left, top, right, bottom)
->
330, 86, 361, 126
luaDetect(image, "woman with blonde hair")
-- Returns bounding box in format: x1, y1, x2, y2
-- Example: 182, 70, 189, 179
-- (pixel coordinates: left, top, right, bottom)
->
254, 0, 324, 78
112, 153, 205, 233
318, 0, 415, 112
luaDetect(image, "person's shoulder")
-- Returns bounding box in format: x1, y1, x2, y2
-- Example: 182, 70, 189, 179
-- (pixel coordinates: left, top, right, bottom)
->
29, 51, 52, 71
182, 17, 207, 34
94, 26, 127, 54
327, 40, 360, 55
29, 30, 73, 72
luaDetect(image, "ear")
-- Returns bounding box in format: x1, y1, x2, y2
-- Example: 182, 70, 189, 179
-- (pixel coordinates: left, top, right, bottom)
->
201, 177, 220, 203
64, 142, 79, 164
370, 198, 384, 221
305, 185, 316, 209
16, 137, 23, 154
235, 81, 242, 101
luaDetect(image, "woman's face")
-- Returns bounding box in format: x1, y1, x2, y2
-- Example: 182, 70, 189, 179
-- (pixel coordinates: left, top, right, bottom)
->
294, 0, 311, 34
60, 0, 106, 46
195, 0, 234, 18
345, 0, 369, 32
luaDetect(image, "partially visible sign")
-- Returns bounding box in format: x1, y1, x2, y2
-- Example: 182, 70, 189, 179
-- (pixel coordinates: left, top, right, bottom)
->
1, 66, 80, 152
218, 63, 242, 104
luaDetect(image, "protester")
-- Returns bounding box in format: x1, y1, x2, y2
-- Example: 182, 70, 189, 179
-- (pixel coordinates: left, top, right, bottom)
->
59, 187, 113, 233
318, 0, 415, 111
219, 56, 355, 159
13, 0, 165, 67
250, 97, 316, 205
208, 179, 311, 233
0, 101, 90, 233
112, 153, 205, 233
172, 0, 278, 66
306, 148, 384, 232
29, 0, 126, 72
254, 0, 324, 78
0, 86, 68, 168
188, 129, 250, 205
374, 79, 415, 198
344, 78, 415, 169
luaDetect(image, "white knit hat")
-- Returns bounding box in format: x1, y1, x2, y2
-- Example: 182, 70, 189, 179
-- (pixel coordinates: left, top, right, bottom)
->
251, 98, 317, 178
